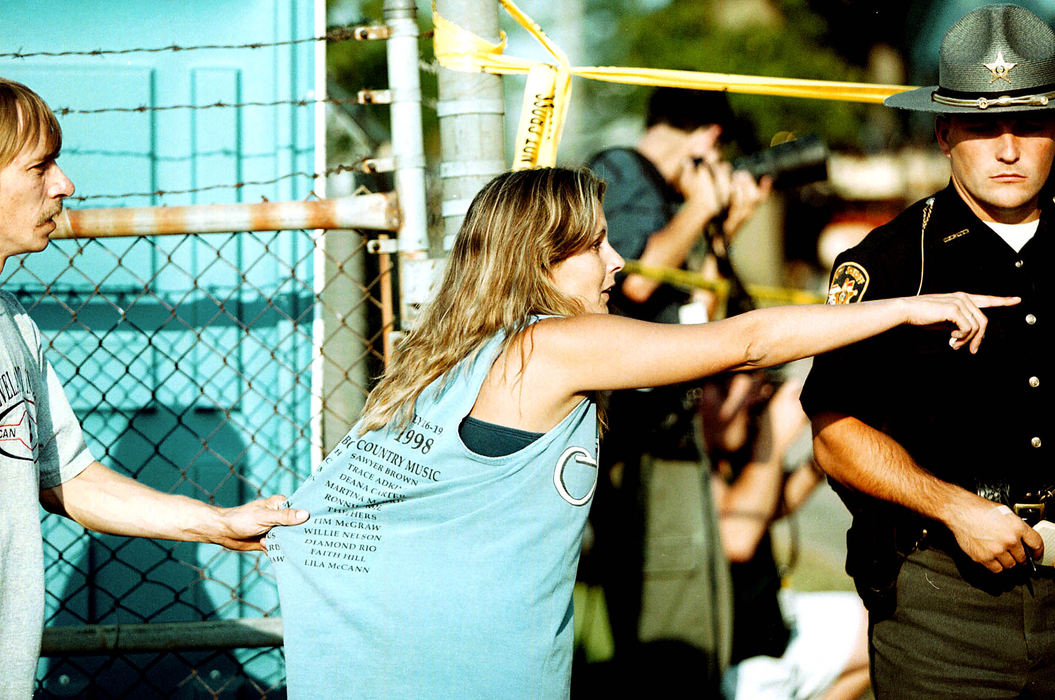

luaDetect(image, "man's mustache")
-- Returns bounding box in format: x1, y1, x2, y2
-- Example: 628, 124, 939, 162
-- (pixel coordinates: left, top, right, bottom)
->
38, 203, 63, 225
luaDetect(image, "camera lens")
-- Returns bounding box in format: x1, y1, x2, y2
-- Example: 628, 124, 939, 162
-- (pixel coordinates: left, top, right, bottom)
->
732, 134, 828, 189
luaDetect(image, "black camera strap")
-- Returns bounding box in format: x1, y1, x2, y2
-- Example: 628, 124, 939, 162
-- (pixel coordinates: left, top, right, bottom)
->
703, 217, 756, 318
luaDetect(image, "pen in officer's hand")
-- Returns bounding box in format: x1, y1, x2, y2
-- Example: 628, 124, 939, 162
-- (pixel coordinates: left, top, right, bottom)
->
1024, 542, 1038, 575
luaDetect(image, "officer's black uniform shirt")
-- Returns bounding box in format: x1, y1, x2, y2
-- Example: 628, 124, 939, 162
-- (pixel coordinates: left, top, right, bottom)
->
801, 184, 1053, 499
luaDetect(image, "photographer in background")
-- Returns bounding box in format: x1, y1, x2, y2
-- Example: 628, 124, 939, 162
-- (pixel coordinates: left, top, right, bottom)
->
704, 366, 870, 700
582, 87, 771, 690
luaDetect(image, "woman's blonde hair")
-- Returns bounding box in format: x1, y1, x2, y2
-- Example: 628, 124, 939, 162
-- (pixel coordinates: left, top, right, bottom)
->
0, 78, 62, 168
358, 166, 606, 433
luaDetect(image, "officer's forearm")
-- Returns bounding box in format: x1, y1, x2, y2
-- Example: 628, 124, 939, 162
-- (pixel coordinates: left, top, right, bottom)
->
810, 411, 969, 522
813, 411, 1042, 571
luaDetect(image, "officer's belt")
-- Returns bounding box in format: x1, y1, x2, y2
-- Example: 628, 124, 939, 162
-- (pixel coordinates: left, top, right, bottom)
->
976, 483, 1055, 525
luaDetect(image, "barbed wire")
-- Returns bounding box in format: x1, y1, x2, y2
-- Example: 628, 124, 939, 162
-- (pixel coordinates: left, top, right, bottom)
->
11, 24, 437, 202
54, 96, 364, 117
56, 94, 437, 121
69, 162, 375, 203
0, 26, 362, 60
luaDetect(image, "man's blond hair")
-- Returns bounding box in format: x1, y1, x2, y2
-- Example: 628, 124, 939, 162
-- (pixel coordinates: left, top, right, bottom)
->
0, 78, 62, 168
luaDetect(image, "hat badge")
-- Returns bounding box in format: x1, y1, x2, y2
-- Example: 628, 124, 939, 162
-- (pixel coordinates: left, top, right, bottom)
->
984, 50, 1017, 84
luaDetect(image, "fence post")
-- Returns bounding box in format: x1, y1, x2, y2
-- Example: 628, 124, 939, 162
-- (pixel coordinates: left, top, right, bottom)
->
382, 0, 431, 327
435, 0, 507, 252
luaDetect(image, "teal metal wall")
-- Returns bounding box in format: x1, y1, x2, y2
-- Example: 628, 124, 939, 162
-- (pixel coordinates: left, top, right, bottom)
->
1, 0, 319, 694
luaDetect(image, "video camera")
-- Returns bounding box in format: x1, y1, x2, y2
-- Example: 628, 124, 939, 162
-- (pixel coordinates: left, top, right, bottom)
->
732, 134, 829, 189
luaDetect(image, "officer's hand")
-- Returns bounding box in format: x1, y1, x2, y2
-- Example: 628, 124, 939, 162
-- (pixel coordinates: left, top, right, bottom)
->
902, 292, 1020, 354
944, 494, 1043, 573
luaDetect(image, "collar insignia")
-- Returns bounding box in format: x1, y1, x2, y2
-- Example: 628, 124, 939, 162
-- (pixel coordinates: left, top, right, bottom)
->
984, 51, 1017, 84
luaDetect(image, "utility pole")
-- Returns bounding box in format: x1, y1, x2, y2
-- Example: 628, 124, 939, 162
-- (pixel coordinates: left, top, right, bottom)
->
435, 0, 507, 252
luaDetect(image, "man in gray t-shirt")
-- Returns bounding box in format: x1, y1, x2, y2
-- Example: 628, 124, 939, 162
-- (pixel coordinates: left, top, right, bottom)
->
0, 77, 308, 699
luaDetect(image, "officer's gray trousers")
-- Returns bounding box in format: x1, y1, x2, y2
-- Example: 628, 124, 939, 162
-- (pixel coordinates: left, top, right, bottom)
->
872, 547, 1055, 698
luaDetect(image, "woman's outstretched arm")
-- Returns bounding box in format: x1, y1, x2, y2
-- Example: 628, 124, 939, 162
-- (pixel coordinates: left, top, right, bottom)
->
534, 292, 1016, 395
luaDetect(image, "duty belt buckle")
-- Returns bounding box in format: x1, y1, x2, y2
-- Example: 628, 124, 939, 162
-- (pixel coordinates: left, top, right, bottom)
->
1014, 502, 1046, 525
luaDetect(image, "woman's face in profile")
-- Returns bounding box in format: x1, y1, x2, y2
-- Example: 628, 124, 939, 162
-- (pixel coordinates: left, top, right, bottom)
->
548, 201, 625, 314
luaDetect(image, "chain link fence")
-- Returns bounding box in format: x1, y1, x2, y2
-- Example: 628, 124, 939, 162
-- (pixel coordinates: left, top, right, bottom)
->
0, 0, 434, 693
8, 204, 394, 697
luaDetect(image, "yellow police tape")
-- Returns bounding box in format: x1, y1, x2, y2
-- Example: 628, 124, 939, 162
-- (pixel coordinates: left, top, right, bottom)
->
623, 260, 826, 314
433, 0, 917, 169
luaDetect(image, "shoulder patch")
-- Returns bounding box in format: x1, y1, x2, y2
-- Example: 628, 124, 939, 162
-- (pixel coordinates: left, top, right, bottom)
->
827, 262, 869, 304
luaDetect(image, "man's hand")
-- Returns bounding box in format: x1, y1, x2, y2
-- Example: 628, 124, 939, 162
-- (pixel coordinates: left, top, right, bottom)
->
679, 155, 732, 224
942, 493, 1043, 572
210, 494, 309, 552
723, 170, 773, 239
677, 124, 731, 223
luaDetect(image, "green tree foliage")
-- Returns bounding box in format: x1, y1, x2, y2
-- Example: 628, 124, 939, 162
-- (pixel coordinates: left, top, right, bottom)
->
594, 0, 880, 150
326, 0, 440, 159
327, 1, 389, 114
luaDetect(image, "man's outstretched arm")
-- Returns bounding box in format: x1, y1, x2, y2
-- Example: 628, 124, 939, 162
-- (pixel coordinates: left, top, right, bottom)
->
40, 461, 309, 552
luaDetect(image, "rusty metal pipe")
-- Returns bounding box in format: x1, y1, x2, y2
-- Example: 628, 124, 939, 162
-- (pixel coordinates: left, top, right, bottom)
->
40, 617, 285, 654
52, 191, 400, 239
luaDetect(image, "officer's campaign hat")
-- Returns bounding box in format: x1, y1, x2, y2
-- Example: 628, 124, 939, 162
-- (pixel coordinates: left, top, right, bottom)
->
886, 4, 1055, 113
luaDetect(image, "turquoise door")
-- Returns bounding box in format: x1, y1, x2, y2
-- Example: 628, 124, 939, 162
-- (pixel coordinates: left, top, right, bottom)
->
1, 0, 319, 694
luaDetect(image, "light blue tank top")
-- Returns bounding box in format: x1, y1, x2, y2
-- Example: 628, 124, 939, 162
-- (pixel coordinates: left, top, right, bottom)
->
267, 330, 598, 698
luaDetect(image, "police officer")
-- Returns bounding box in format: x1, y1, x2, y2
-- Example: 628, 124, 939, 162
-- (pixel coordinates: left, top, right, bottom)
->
802, 5, 1055, 696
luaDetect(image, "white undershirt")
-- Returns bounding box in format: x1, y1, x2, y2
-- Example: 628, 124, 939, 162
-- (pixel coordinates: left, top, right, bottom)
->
985, 219, 1039, 253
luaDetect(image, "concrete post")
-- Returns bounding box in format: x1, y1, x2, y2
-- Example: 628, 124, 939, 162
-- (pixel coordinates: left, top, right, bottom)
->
435, 0, 507, 252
